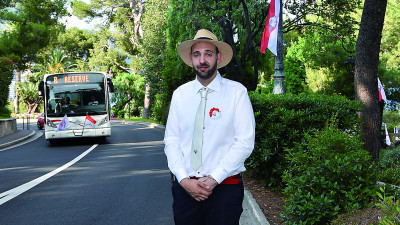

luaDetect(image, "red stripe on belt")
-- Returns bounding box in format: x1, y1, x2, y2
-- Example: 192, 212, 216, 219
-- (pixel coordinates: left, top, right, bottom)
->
190, 174, 240, 185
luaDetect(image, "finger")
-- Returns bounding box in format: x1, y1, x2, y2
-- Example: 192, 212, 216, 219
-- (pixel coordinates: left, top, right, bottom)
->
197, 181, 210, 190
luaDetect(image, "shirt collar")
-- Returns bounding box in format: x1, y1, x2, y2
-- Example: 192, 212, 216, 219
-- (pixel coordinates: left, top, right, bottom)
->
193, 71, 222, 94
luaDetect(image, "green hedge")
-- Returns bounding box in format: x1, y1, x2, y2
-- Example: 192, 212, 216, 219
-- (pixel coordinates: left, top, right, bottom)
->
246, 92, 364, 187
282, 122, 376, 223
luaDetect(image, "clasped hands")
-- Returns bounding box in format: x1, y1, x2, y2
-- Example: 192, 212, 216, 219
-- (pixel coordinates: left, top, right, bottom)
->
180, 176, 218, 202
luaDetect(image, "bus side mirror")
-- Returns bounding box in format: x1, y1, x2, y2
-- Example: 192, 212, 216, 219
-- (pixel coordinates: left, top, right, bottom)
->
38, 81, 44, 96
107, 78, 114, 93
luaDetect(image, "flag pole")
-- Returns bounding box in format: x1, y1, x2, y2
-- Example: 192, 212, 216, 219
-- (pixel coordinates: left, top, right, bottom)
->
272, 0, 285, 94
83, 112, 87, 133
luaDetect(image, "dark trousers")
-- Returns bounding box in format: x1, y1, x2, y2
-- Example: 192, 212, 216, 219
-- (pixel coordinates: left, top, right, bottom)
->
171, 178, 244, 225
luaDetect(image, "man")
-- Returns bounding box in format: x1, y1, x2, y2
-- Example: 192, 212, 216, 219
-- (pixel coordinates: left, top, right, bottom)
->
164, 29, 256, 225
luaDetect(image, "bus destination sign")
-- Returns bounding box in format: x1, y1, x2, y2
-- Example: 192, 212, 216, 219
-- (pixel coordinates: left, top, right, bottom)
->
48, 73, 104, 84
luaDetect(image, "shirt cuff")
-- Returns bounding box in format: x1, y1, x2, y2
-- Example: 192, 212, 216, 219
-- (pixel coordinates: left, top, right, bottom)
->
210, 167, 229, 184
175, 169, 189, 183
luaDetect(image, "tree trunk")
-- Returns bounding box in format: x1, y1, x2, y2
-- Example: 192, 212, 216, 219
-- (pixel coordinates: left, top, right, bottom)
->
240, 0, 258, 91
354, 0, 387, 163
142, 82, 152, 119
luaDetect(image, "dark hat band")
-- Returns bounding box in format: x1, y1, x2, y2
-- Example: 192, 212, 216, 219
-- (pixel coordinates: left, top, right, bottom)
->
196, 37, 213, 40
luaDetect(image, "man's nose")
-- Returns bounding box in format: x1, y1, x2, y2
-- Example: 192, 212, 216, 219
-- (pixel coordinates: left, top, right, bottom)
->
199, 54, 206, 63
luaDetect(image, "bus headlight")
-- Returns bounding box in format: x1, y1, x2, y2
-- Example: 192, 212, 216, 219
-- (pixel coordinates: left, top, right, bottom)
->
98, 116, 109, 126
47, 119, 57, 128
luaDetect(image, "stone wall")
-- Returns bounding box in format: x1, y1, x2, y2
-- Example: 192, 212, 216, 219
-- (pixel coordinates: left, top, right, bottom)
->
0, 118, 17, 137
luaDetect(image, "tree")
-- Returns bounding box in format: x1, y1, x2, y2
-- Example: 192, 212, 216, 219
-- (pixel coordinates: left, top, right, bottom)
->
45, 49, 76, 73
56, 27, 98, 61
16, 79, 40, 114
0, 57, 14, 109
71, 0, 150, 116
378, 0, 400, 109
354, 0, 388, 163
0, 0, 68, 114
111, 72, 145, 118
285, 31, 355, 98
161, 0, 361, 108
138, 0, 168, 119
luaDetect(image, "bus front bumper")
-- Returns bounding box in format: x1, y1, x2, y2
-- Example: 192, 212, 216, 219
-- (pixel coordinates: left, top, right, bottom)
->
45, 128, 111, 140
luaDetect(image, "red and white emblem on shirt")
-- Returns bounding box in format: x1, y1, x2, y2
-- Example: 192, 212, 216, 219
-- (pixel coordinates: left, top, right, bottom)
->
209, 107, 222, 120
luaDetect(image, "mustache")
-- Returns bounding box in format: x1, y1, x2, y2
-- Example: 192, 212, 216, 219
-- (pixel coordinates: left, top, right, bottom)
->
197, 63, 209, 68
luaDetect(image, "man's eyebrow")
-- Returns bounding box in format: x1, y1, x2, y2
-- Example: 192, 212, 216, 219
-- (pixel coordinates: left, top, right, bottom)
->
192, 49, 215, 54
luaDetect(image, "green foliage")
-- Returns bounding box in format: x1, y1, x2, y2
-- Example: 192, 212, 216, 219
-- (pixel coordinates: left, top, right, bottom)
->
56, 27, 98, 61
376, 187, 400, 224
282, 122, 377, 224
151, 93, 170, 125
111, 72, 145, 117
283, 54, 307, 94
0, 104, 12, 118
117, 110, 125, 119
0, 57, 14, 108
247, 92, 364, 188
15, 78, 40, 114
383, 110, 400, 132
285, 31, 355, 99
377, 147, 400, 187
0, 0, 68, 70
380, 147, 400, 169
139, 0, 169, 113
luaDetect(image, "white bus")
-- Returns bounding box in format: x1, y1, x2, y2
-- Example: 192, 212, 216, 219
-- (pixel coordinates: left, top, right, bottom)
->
38, 72, 114, 143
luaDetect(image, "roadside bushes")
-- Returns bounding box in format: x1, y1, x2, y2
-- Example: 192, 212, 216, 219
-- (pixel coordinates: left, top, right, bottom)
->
247, 92, 363, 187
282, 122, 377, 224
377, 147, 400, 193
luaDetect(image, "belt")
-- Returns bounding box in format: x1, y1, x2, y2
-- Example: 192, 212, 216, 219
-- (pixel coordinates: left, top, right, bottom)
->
190, 174, 240, 185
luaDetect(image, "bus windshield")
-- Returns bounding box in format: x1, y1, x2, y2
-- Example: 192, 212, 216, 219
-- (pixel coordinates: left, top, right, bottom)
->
45, 73, 107, 117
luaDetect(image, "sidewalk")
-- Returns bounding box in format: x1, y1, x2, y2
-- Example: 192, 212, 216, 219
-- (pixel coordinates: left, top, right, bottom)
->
0, 121, 270, 224
0, 129, 36, 150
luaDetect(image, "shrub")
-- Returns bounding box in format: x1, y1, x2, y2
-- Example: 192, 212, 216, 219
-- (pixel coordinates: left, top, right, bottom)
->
380, 147, 400, 169
117, 110, 125, 119
151, 93, 170, 125
376, 187, 400, 224
377, 147, 400, 190
0, 105, 12, 118
282, 122, 377, 224
247, 92, 363, 187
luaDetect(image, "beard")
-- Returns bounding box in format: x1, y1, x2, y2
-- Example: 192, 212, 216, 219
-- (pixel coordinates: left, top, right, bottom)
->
194, 60, 218, 81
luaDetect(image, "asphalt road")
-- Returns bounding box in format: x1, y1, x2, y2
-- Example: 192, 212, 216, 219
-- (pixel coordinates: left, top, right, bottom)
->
0, 120, 173, 225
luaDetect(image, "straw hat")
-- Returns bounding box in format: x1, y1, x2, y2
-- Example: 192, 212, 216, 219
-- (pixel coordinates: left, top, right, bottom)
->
177, 29, 233, 69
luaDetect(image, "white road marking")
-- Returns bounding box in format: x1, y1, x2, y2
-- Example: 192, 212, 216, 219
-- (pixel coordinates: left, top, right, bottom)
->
0, 144, 98, 205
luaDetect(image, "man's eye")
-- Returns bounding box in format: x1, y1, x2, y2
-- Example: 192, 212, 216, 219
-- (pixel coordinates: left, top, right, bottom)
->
192, 53, 199, 57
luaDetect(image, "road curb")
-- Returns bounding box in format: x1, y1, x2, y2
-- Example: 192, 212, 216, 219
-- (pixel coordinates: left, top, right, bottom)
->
243, 188, 270, 225
0, 130, 36, 150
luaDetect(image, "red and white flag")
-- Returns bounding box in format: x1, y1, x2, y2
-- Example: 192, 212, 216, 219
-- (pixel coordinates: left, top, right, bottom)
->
260, 0, 280, 55
85, 114, 96, 127
378, 78, 387, 102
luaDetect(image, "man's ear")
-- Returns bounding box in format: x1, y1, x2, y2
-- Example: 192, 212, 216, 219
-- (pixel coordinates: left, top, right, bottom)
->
217, 52, 222, 63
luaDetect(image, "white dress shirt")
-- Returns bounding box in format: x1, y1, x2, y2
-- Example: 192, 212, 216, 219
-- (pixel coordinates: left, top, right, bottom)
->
164, 71, 256, 183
